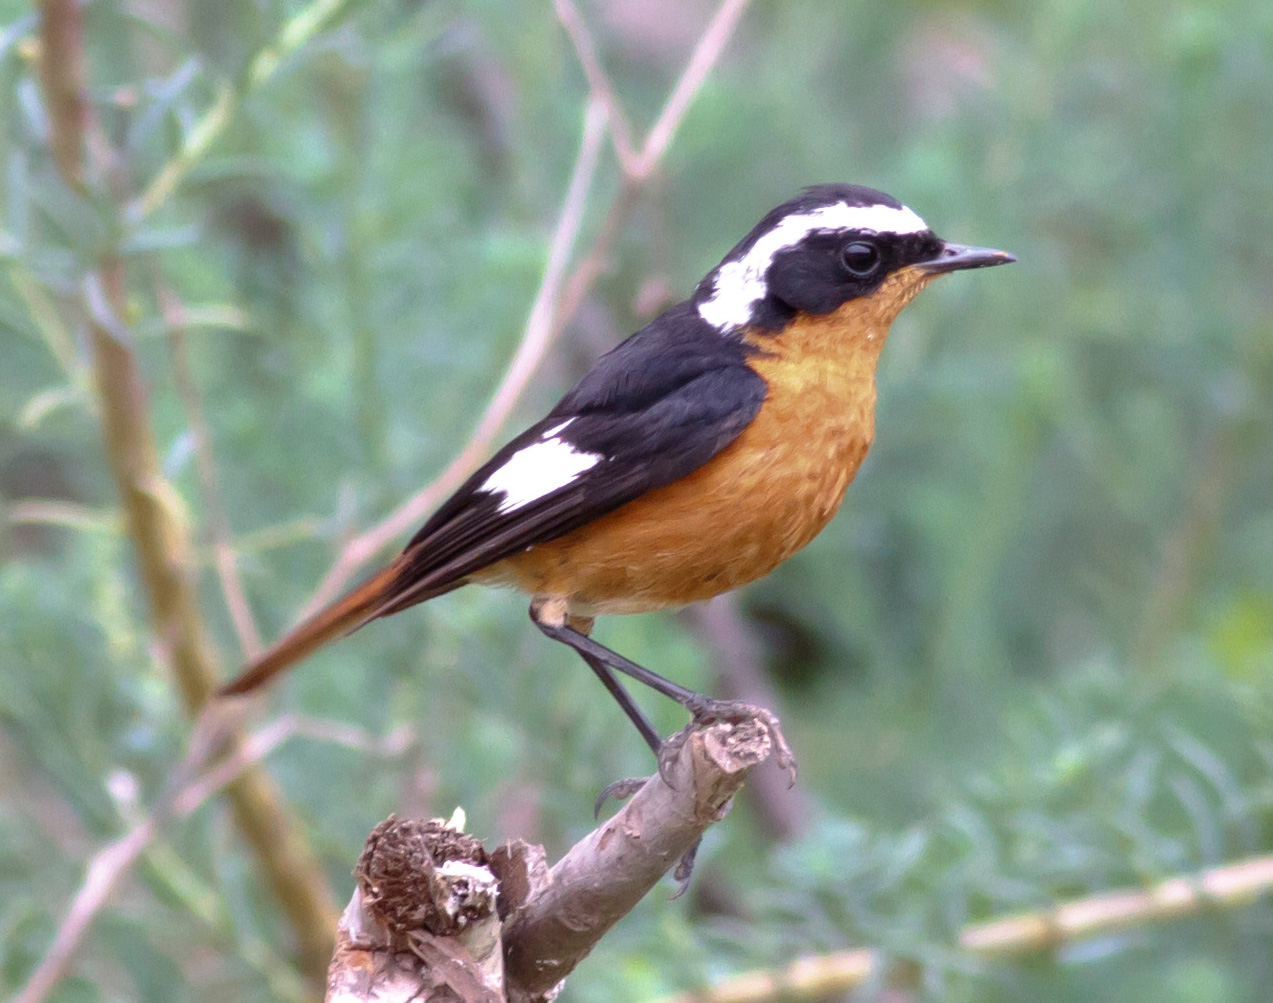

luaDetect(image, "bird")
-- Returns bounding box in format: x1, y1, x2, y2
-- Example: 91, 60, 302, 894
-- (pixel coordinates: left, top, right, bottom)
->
218, 183, 1013, 769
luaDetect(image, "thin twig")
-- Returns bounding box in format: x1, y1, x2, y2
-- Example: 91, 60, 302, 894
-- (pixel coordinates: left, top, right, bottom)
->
217, 514, 328, 556
7, 265, 91, 396
553, 180, 637, 336
556, 0, 753, 182
12, 711, 412, 1003
12, 712, 284, 1003
159, 276, 263, 658
650, 854, 1273, 1003
8, 498, 120, 534
291, 0, 753, 619
285, 715, 416, 757
553, 0, 638, 171
632, 0, 752, 178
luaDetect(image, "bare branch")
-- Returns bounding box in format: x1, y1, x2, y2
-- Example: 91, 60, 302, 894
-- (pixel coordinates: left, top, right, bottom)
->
556, 0, 754, 183
649, 854, 1273, 1003
326, 716, 777, 1003
553, 180, 638, 337
502, 719, 773, 1002
633, 0, 753, 178
13, 710, 412, 1003
553, 0, 638, 171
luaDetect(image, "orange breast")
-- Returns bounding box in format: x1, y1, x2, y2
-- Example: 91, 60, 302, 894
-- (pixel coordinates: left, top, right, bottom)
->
481, 276, 924, 616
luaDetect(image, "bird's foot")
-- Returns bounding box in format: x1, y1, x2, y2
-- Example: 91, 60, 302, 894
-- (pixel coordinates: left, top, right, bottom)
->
593, 776, 649, 818
677, 697, 799, 787
597, 702, 793, 896
591, 776, 701, 894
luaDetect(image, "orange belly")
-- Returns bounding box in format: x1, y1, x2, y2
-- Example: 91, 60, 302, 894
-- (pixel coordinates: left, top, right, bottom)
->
480, 303, 894, 616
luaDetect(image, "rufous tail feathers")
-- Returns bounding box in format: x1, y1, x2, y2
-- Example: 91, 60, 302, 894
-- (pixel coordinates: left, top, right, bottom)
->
216, 563, 402, 697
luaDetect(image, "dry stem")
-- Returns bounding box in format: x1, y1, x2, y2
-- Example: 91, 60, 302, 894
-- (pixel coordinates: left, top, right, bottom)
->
553, 0, 638, 171
13, 711, 409, 1003
651, 854, 1273, 1003
632, 0, 752, 178
36, 0, 337, 985
294, 97, 607, 620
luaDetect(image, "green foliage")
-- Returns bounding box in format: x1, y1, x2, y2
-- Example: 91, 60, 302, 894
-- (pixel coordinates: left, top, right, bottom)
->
2, 0, 1272, 1000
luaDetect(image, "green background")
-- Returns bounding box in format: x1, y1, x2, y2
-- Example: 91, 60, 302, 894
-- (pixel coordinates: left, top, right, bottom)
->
2, 0, 1273, 999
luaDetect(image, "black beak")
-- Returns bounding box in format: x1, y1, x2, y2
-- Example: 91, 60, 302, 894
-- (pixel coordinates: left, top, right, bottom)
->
917, 242, 1016, 275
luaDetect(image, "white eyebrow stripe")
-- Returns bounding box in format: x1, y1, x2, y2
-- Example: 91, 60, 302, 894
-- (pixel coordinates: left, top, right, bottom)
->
479, 436, 602, 513
697, 201, 929, 333
817, 202, 929, 236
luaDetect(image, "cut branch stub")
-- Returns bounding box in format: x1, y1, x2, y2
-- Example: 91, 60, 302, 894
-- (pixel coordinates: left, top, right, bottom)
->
327, 713, 780, 1003
329, 815, 504, 1003
357, 816, 491, 940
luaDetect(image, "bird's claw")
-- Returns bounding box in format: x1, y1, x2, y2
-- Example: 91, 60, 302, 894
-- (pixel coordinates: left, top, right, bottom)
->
594, 775, 701, 894
593, 776, 649, 818
655, 727, 692, 788
669, 835, 702, 898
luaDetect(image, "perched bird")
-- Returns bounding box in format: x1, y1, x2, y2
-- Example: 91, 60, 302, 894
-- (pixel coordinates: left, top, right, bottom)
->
219, 183, 1013, 765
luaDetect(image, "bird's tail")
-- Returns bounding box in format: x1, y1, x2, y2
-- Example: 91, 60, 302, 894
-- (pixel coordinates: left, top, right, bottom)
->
216, 562, 402, 697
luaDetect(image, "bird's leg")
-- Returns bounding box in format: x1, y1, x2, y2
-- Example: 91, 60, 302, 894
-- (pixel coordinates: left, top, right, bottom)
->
531, 608, 797, 784
560, 614, 664, 755
578, 655, 662, 755
539, 611, 664, 814
575, 645, 671, 813
532, 605, 796, 890
533, 607, 705, 887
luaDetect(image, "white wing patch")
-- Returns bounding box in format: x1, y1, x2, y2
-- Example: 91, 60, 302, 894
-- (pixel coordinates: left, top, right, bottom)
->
480, 425, 602, 513
698, 201, 929, 333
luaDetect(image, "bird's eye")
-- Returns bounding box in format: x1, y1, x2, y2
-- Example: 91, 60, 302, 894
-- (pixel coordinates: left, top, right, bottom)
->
839, 240, 881, 277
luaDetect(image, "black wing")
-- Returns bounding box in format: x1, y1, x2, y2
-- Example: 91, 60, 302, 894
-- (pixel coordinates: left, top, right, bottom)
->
372, 301, 767, 617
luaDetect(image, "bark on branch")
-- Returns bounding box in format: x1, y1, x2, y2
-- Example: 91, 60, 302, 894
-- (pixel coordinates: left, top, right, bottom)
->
326, 715, 779, 1002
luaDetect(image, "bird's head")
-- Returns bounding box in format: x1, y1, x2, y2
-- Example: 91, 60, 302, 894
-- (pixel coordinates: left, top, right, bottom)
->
693, 183, 1014, 339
